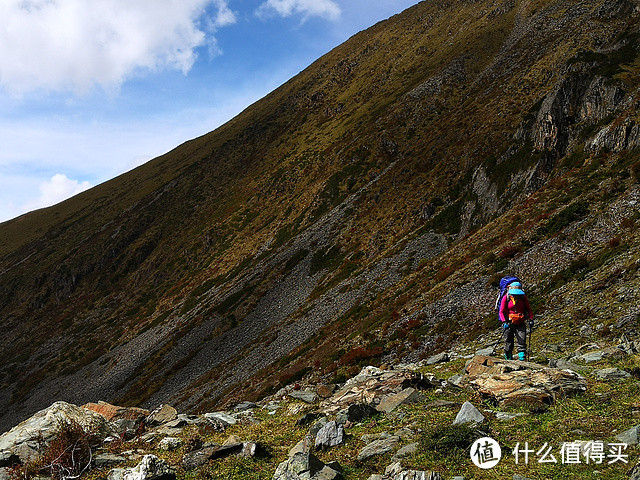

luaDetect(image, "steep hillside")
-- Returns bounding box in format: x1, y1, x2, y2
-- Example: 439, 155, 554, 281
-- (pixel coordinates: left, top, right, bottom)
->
1, 0, 640, 434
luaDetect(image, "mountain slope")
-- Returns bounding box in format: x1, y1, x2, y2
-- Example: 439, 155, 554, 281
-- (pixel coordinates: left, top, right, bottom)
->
2, 0, 640, 432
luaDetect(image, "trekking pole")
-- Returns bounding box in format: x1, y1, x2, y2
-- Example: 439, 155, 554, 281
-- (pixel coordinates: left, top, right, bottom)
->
527, 321, 532, 362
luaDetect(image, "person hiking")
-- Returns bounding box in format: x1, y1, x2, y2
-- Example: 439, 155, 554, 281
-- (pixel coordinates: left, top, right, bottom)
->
498, 281, 534, 361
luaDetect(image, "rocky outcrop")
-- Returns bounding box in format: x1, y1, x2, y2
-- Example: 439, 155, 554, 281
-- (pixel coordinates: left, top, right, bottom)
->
532, 75, 626, 156
587, 119, 640, 153
464, 356, 587, 407
0, 401, 116, 463
319, 366, 442, 415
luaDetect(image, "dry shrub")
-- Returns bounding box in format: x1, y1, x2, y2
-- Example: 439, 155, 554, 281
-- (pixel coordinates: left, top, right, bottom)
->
11, 420, 102, 480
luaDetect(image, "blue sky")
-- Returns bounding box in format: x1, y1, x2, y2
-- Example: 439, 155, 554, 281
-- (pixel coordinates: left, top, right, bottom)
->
0, 0, 419, 223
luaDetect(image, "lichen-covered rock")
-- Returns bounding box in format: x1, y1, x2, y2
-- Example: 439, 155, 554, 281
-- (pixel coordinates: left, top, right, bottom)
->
465, 356, 587, 407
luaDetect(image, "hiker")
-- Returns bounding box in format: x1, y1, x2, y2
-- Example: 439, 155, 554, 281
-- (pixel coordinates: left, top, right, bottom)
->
498, 281, 533, 361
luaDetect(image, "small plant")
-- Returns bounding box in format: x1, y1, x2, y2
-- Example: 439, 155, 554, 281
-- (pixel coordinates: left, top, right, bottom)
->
182, 425, 205, 452
420, 423, 482, 457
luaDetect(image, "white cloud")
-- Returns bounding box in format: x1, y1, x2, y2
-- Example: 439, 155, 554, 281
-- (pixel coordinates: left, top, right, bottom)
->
0, 0, 236, 94
257, 0, 341, 21
21, 174, 92, 213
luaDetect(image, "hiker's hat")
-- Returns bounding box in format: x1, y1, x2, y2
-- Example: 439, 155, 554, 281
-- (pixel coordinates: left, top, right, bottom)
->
508, 282, 525, 295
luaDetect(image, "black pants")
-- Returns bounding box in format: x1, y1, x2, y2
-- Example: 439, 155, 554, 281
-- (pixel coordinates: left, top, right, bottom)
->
503, 323, 526, 355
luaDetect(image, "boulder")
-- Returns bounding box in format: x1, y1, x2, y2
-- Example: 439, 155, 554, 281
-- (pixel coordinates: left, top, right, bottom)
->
574, 347, 625, 363
120, 455, 175, 480
392, 442, 418, 460
234, 401, 257, 412
145, 405, 177, 427
289, 437, 313, 457
82, 402, 149, 423
425, 352, 450, 365
289, 391, 319, 404
94, 454, 127, 469
0, 401, 117, 463
204, 412, 238, 427
548, 358, 585, 372
158, 437, 183, 451
108, 468, 125, 480
453, 402, 485, 425
182, 441, 258, 470
447, 374, 467, 388
309, 418, 329, 439
312, 465, 343, 480
320, 366, 438, 415
475, 346, 495, 356
377, 388, 425, 414
615, 425, 640, 445
357, 436, 400, 462
273, 452, 342, 480
465, 356, 587, 407
336, 404, 377, 425
361, 432, 392, 444
315, 421, 345, 449
594, 368, 631, 382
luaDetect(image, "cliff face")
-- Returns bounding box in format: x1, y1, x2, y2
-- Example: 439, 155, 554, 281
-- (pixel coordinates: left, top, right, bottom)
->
2, 0, 640, 432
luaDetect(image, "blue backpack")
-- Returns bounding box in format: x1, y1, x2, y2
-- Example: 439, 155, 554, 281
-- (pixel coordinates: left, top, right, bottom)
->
494, 275, 522, 311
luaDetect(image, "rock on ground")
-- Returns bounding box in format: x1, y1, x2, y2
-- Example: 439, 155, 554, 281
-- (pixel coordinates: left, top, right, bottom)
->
357, 436, 401, 462
594, 368, 632, 381
615, 425, 640, 445
320, 366, 439, 415
377, 388, 425, 414
182, 441, 258, 470
453, 402, 485, 425
145, 405, 177, 427
118, 455, 175, 480
315, 421, 345, 449
465, 356, 587, 407
273, 452, 342, 480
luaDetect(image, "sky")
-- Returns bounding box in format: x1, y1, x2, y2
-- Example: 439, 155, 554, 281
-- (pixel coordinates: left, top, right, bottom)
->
0, 0, 419, 223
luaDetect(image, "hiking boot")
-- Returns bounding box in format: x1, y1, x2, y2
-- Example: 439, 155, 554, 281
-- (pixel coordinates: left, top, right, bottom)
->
504, 353, 512, 360
518, 352, 525, 361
